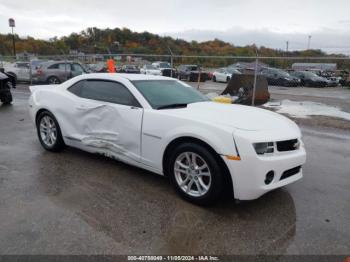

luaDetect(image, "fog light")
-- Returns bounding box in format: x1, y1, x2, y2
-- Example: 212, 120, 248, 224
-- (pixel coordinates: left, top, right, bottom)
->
265, 171, 275, 185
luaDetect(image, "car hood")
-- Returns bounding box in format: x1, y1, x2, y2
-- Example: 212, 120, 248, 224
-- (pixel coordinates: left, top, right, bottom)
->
161, 101, 298, 132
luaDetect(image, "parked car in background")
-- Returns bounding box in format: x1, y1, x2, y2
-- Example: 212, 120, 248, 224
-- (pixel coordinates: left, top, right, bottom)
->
86, 62, 107, 73
213, 67, 242, 83
140, 64, 162, 76
260, 68, 301, 87
177, 65, 208, 82
4, 62, 30, 82
4, 60, 46, 82
290, 71, 329, 87
207, 70, 214, 80
325, 77, 340, 87
0, 70, 16, 104
152, 61, 177, 77
316, 71, 340, 87
338, 70, 350, 86
119, 64, 140, 74
28, 73, 306, 205
32, 61, 88, 84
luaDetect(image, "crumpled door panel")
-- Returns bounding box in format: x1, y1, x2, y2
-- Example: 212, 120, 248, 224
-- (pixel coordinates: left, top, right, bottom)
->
65, 100, 143, 162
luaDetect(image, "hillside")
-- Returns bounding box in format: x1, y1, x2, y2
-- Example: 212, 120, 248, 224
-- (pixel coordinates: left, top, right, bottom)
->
0, 27, 348, 68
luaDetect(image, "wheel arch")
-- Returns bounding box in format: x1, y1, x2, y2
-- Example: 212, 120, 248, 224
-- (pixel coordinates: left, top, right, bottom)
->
35, 108, 51, 124
162, 136, 233, 195
6, 72, 17, 80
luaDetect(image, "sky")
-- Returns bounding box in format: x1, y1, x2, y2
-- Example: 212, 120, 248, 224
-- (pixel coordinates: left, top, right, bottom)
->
0, 0, 350, 54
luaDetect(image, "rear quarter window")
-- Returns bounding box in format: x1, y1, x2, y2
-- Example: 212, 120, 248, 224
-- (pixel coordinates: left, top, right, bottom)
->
68, 80, 84, 96
48, 64, 59, 69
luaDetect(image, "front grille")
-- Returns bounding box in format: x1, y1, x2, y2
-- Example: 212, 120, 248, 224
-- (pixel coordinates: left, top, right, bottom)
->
277, 139, 299, 152
280, 166, 301, 181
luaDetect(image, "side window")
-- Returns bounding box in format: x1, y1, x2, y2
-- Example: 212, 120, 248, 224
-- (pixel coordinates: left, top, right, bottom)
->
79, 80, 140, 107
68, 80, 84, 96
48, 63, 59, 69
58, 64, 70, 71
72, 63, 84, 73
17, 63, 29, 68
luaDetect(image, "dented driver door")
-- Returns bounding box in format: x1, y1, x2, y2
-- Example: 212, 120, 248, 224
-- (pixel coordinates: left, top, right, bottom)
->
69, 79, 143, 163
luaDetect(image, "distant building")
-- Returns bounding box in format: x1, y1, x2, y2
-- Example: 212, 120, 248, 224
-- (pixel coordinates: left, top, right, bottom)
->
292, 63, 337, 72
16, 52, 36, 60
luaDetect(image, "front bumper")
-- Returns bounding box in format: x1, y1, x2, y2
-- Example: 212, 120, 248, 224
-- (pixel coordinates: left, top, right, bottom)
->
223, 135, 306, 200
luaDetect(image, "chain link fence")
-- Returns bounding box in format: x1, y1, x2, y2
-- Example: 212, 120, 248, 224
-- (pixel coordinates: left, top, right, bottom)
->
1, 53, 349, 105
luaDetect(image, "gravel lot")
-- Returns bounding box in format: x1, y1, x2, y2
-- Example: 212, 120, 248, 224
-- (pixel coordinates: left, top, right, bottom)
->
0, 85, 349, 256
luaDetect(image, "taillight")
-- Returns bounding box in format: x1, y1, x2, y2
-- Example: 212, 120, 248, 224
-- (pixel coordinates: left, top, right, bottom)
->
36, 69, 43, 75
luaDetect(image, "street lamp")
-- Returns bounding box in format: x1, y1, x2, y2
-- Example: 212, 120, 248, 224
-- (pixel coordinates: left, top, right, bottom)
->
8, 18, 16, 57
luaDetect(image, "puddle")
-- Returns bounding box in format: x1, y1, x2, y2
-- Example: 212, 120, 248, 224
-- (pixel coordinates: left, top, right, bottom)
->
264, 100, 350, 121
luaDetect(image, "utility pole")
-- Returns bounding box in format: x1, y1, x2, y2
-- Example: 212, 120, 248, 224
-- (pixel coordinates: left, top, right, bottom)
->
167, 45, 174, 78
252, 49, 258, 106
8, 18, 16, 57
307, 35, 312, 50
286, 41, 289, 52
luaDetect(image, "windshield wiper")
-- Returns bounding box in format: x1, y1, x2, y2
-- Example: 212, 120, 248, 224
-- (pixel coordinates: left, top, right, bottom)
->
157, 103, 188, 110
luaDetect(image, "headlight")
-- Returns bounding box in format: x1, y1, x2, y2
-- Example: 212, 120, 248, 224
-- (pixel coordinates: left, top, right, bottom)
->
253, 142, 274, 155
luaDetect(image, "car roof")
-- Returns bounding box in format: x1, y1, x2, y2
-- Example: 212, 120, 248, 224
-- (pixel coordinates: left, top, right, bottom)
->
77, 73, 171, 81
42, 61, 78, 66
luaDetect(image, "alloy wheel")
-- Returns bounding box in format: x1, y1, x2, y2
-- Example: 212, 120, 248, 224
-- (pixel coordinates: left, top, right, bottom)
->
48, 77, 59, 84
174, 152, 212, 197
39, 115, 57, 147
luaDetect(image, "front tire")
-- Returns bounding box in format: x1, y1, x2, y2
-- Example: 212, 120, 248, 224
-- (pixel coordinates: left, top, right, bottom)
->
166, 142, 225, 205
36, 111, 65, 152
213, 76, 217, 82
1, 91, 13, 105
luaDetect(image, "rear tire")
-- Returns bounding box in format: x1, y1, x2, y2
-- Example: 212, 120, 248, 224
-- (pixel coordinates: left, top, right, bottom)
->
1, 91, 12, 105
47, 76, 61, 85
36, 111, 65, 152
166, 142, 225, 205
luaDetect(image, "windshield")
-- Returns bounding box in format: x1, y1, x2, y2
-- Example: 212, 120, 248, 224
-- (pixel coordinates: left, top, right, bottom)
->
159, 62, 171, 68
145, 65, 157, 69
188, 66, 198, 71
125, 65, 137, 69
226, 68, 241, 74
132, 80, 209, 109
266, 69, 290, 78
275, 70, 290, 78
304, 71, 319, 78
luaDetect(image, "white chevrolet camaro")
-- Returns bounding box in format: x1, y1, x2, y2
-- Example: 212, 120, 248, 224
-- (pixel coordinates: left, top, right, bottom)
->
29, 73, 306, 205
